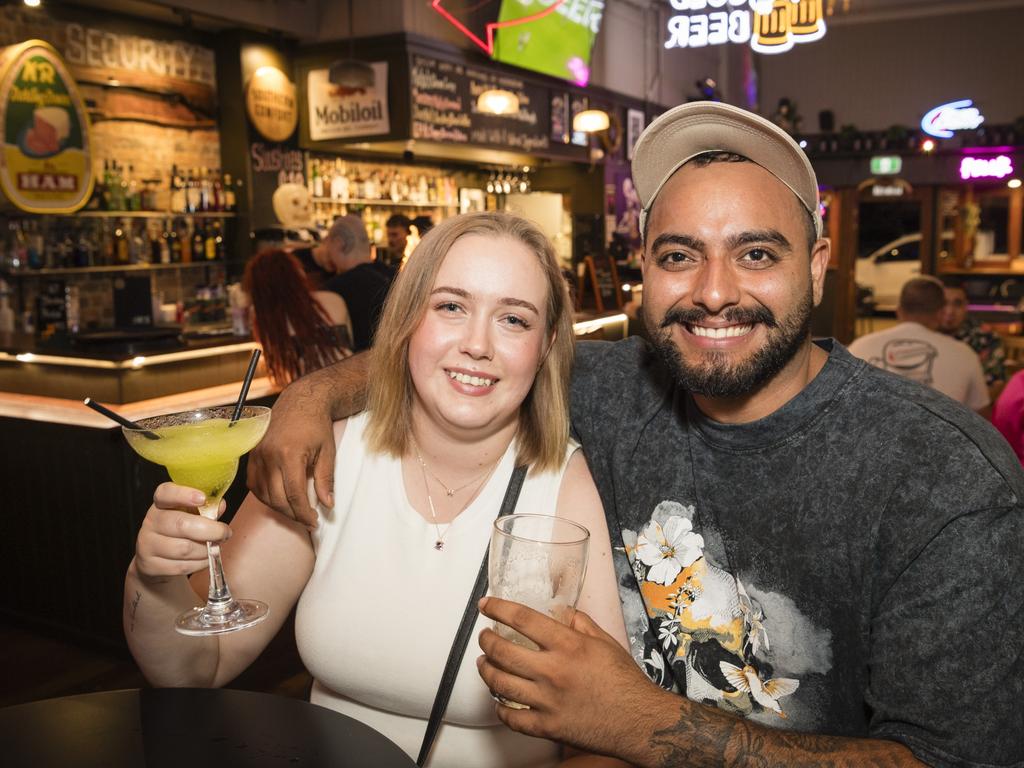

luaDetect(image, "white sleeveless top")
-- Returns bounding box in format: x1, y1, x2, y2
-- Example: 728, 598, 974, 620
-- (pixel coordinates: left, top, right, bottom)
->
295, 412, 574, 768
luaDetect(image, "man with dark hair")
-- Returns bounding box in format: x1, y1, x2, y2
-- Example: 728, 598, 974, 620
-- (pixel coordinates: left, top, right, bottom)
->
939, 275, 1007, 388
248, 103, 1023, 767
849, 276, 989, 412
383, 213, 412, 267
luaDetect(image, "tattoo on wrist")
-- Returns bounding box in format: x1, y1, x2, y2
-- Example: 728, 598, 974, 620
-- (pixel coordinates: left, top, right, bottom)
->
649, 703, 918, 768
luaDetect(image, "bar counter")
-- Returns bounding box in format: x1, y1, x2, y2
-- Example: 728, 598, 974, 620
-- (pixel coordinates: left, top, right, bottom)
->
0, 329, 263, 406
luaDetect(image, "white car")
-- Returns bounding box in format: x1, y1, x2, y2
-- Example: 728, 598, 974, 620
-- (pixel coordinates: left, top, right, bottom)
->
855, 233, 952, 312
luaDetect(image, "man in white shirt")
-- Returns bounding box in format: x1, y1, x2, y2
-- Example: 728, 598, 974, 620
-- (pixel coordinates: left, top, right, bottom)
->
849, 276, 989, 412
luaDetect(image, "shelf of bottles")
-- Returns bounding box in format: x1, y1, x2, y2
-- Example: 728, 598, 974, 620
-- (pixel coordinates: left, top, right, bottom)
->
2, 216, 229, 274
306, 154, 467, 242
1, 163, 240, 275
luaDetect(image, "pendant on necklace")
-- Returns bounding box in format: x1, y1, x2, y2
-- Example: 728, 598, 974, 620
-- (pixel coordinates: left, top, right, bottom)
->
445, 489, 455, 497
434, 540, 445, 551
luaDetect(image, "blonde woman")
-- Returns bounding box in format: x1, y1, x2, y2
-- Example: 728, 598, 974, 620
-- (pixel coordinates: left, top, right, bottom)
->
123, 212, 629, 768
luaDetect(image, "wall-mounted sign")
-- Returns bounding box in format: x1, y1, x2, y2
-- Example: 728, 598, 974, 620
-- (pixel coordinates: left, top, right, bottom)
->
63, 23, 215, 87
665, 0, 826, 55
870, 156, 902, 175
921, 99, 984, 139
308, 62, 389, 141
0, 40, 94, 213
871, 183, 905, 198
246, 66, 297, 142
960, 155, 1014, 181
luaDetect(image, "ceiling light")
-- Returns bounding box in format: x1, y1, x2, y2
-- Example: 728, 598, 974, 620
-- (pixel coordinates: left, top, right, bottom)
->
24, 0, 42, 7
921, 138, 936, 153
477, 89, 519, 116
573, 109, 610, 133
1009, 179, 1022, 189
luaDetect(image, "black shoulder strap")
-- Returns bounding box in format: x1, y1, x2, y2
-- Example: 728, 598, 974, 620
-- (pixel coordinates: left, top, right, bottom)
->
416, 464, 528, 767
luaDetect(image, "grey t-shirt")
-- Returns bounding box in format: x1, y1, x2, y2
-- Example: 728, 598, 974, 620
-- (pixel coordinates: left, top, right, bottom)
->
570, 336, 1024, 767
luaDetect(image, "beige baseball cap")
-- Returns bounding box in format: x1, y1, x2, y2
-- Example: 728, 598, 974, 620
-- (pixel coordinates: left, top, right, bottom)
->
633, 101, 822, 238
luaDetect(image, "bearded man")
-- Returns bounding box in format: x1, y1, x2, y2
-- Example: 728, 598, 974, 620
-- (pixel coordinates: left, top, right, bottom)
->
247, 103, 1023, 768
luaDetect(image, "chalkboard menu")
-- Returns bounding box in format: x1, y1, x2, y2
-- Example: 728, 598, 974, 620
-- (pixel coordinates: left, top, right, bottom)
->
35, 279, 67, 334
410, 54, 550, 153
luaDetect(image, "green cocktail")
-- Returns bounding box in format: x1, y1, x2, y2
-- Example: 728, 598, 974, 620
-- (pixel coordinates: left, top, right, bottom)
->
124, 406, 271, 636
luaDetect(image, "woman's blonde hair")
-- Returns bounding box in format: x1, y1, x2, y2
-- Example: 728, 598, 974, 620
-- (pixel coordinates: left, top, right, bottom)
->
365, 211, 574, 473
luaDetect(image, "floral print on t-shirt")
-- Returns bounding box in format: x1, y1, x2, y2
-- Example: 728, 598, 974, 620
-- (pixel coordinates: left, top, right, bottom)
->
620, 500, 830, 726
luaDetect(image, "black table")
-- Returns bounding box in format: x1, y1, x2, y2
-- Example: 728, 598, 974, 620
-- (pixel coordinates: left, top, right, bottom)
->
0, 688, 416, 767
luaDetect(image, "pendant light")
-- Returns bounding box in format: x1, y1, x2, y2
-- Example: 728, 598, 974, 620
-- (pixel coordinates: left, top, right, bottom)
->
328, 0, 375, 90
477, 88, 520, 116
573, 108, 610, 133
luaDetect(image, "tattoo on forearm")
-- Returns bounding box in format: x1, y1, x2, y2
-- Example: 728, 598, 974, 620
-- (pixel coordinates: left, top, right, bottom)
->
129, 590, 142, 633
648, 704, 920, 768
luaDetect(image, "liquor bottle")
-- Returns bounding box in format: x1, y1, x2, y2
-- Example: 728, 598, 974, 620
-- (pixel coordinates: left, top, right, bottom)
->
312, 160, 324, 198
116, 163, 129, 211
223, 173, 237, 212
212, 169, 223, 212
180, 220, 192, 264
192, 221, 205, 262
185, 168, 199, 214
204, 221, 217, 261
170, 164, 185, 212
114, 222, 130, 265
101, 160, 113, 210
213, 220, 226, 260
126, 164, 140, 211
157, 219, 171, 264
167, 219, 181, 263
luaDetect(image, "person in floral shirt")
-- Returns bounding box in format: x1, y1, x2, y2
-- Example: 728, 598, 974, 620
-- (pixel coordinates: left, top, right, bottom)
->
940, 277, 1006, 388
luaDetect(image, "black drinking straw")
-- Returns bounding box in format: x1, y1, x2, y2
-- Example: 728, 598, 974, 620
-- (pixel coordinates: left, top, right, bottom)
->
229, 349, 262, 426
83, 397, 160, 440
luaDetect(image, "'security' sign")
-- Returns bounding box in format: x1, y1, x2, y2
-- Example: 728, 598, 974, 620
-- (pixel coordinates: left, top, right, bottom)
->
665, 0, 826, 54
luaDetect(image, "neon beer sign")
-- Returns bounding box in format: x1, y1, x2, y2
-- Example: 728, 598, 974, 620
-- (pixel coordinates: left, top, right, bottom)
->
921, 99, 985, 139
959, 155, 1014, 181
665, 0, 827, 54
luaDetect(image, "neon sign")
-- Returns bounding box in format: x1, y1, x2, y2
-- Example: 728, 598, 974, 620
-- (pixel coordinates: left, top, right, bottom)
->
921, 99, 985, 139
665, 0, 826, 54
959, 155, 1014, 181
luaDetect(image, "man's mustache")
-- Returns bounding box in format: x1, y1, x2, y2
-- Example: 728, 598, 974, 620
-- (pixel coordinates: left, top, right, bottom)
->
660, 306, 778, 329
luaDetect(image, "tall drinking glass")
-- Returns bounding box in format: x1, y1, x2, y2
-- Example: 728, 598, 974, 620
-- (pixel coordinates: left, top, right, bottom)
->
123, 405, 271, 636
488, 514, 589, 709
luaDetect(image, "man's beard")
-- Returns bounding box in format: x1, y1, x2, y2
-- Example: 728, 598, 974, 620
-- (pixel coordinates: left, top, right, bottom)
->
645, 291, 813, 399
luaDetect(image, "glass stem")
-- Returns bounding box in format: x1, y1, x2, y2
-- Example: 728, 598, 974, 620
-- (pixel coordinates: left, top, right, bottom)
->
205, 542, 238, 613
200, 501, 237, 617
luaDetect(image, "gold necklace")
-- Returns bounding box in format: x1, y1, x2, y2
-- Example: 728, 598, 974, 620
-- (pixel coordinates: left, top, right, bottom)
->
414, 447, 497, 497
411, 440, 501, 550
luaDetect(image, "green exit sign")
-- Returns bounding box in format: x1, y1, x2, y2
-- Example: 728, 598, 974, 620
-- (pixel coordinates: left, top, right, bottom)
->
871, 156, 903, 175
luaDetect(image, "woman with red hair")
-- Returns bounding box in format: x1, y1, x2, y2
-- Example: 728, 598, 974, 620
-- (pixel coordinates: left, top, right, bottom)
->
243, 248, 353, 386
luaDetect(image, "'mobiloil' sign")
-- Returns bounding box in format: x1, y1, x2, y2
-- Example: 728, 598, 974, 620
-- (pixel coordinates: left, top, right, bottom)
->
0, 40, 94, 213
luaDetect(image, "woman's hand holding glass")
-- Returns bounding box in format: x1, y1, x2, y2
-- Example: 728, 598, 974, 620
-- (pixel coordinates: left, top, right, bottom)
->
133, 482, 230, 583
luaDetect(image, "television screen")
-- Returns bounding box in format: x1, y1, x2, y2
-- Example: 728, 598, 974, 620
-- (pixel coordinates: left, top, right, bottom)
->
492, 0, 604, 86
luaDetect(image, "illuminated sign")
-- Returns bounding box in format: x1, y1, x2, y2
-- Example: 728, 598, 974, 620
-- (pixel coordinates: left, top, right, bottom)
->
246, 66, 297, 143
959, 155, 1014, 181
870, 156, 902, 175
664, 0, 826, 54
921, 99, 984, 139
0, 40, 94, 213
871, 184, 905, 198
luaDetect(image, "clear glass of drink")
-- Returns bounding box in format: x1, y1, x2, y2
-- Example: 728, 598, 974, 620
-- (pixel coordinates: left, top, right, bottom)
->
487, 513, 590, 709
123, 405, 271, 636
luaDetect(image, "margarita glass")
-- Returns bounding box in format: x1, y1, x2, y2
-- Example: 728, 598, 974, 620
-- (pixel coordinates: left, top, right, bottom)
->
124, 405, 271, 636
